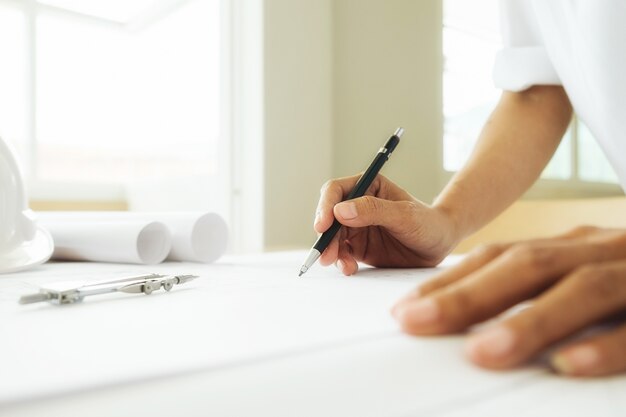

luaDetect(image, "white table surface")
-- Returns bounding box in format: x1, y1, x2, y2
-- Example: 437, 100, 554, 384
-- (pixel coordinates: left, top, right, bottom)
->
1, 252, 625, 417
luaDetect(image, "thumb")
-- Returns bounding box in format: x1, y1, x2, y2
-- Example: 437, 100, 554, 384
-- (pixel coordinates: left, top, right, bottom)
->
333, 196, 417, 229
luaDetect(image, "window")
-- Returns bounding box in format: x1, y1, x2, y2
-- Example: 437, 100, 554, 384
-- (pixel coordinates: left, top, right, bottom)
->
0, 2, 28, 160
0, 0, 229, 211
443, 0, 620, 189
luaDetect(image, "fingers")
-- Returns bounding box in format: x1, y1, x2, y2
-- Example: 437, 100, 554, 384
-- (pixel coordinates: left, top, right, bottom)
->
318, 225, 359, 275
419, 244, 509, 295
335, 255, 359, 276
399, 227, 607, 304
333, 195, 422, 234
390, 243, 509, 315
314, 176, 361, 234
318, 235, 339, 266
336, 238, 359, 276
394, 239, 617, 335
557, 225, 602, 239
314, 174, 423, 274
464, 260, 626, 370
552, 322, 626, 377
315, 176, 361, 270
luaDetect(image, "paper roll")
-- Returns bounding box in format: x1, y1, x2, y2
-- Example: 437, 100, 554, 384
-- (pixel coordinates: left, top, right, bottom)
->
160, 212, 229, 263
42, 220, 171, 265
37, 212, 229, 264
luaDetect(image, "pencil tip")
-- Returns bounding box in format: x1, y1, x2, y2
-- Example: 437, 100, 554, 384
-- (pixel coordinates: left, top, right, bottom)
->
298, 271, 304, 277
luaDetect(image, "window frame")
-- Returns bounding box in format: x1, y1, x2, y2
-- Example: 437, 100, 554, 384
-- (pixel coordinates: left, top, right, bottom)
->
441, 115, 624, 199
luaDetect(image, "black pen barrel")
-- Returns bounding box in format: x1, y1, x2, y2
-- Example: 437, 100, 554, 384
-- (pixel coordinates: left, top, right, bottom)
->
312, 132, 401, 253
313, 219, 342, 252
300, 128, 402, 276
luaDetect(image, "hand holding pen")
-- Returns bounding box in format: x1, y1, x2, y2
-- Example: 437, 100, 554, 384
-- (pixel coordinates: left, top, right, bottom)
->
301, 128, 460, 276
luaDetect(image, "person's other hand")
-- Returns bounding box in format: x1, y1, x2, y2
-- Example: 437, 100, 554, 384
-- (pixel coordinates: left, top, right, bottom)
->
314, 174, 459, 275
392, 226, 626, 377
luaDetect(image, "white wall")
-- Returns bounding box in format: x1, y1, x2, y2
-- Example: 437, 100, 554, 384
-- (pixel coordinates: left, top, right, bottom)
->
261, 0, 442, 250
333, 0, 443, 203
263, 0, 334, 250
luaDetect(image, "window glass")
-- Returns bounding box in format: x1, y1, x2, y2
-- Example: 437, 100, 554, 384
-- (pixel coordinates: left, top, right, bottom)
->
37, 0, 155, 23
541, 126, 572, 180
443, 0, 500, 172
443, 0, 572, 180
0, 4, 28, 160
577, 121, 619, 183
36, 0, 221, 183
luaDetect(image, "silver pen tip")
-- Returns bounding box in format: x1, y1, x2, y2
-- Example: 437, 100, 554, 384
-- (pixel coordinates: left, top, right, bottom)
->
298, 248, 320, 278
394, 127, 404, 138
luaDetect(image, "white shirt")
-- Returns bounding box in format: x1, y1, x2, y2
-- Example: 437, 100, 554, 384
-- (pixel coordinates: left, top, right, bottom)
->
493, 0, 626, 189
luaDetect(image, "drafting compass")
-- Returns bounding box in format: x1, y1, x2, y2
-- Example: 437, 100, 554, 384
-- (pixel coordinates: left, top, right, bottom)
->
19, 273, 198, 305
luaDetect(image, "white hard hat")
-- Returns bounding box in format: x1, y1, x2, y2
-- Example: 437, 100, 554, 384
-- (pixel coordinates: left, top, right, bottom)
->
0, 137, 53, 274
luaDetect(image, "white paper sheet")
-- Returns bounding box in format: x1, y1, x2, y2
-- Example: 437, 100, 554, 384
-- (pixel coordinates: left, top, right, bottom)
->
41, 220, 171, 264
0, 252, 442, 404
37, 212, 228, 263
1, 252, 624, 415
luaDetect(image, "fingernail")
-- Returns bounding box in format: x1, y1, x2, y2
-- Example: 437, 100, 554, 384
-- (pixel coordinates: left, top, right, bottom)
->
401, 288, 421, 302
336, 259, 346, 274
390, 303, 402, 318
552, 346, 600, 375
465, 326, 516, 361
335, 202, 358, 220
396, 298, 440, 326
313, 210, 322, 227
391, 289, 421, 317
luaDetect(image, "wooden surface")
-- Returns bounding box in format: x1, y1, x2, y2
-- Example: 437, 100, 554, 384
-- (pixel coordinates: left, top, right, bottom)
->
29, 200, 127, 211
455, 197, 626, 253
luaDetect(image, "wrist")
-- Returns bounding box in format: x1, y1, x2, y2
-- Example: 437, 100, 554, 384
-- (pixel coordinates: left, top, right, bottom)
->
431, 202, 469, 250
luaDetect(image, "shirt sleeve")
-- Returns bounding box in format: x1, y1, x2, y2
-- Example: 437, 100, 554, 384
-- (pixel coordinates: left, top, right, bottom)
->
493, 0, 561, 91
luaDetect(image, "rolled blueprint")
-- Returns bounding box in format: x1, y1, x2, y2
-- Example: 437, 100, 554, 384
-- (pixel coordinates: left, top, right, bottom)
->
158, 212, 229, 263
37, 212, 229, 264
41, 220, 171, 264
